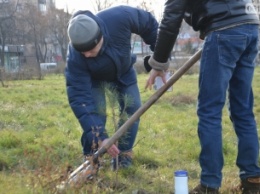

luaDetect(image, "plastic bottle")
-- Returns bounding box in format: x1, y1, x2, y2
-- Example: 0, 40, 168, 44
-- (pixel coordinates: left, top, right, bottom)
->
174, 170, 188, 194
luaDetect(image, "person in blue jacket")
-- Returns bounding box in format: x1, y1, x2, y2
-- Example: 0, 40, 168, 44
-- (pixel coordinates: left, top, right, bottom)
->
66, 5, 158, 169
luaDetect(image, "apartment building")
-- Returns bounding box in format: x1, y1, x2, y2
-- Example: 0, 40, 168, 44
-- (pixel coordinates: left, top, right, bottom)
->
0, 0, 57, 73
0, 0, 55, 12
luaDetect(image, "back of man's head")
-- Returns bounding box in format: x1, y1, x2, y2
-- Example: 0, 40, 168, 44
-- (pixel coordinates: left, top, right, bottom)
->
68, 14, 102, 52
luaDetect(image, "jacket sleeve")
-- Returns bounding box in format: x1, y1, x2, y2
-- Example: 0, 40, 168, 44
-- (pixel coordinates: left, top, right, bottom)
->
153, 0, 188, 63
124, 6, 159, 51
65, 49, 108, 154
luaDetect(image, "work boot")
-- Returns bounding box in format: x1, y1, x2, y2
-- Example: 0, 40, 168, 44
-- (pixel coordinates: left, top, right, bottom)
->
240, 176, 260, 194
189, 184, 220, 194
111, 151, 133, 170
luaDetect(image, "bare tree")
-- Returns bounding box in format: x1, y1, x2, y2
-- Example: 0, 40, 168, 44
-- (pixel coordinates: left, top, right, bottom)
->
90, 0, 115, 12
18, 1, 50, 79
47, 6, 70, 62
0, 1, 19, 67
0, 0, 20, 86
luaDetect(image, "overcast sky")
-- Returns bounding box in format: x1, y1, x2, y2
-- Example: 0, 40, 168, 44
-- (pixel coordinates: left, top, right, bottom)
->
55, 0, 94, 13
55, 0, 164, 18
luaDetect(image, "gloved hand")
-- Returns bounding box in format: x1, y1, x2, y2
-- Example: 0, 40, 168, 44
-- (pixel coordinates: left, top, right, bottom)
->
143, 55, 152, 72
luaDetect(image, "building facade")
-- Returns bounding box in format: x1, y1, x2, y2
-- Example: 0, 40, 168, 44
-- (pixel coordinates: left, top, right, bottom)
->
0, 0, 57, 73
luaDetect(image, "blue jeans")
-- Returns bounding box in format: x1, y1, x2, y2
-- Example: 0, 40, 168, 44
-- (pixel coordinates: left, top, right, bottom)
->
197, 24, 260, 188
91, 78, 141, 152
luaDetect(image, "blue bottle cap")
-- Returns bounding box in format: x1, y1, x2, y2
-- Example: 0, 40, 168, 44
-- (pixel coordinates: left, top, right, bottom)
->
174, 170, 188, 177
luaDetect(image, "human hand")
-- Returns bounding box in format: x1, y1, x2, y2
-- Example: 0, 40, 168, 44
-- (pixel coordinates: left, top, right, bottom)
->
100, 138, 120, 158
145, 69, 167, 90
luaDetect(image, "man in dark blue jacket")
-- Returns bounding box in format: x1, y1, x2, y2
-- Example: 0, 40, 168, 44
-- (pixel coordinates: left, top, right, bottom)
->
66, 5, 158, 169
146, 0, 260, 193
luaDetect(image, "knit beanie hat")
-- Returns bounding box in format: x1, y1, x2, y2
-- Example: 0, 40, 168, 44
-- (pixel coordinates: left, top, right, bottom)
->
67, 14, 102, 52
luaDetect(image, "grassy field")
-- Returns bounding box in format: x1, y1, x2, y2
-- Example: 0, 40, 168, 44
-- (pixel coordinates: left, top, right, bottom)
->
0, 66, 260, 194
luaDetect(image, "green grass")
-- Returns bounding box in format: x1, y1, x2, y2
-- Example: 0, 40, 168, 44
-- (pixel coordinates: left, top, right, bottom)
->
0, 67, 260, 194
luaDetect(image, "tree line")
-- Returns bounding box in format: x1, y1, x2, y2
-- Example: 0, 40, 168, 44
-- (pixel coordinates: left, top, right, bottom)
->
0, 0, 197, 84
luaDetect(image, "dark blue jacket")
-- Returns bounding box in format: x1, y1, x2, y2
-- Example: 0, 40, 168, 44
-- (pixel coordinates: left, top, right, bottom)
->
65, 5, 158, 146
